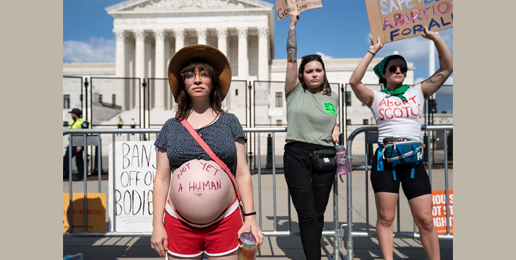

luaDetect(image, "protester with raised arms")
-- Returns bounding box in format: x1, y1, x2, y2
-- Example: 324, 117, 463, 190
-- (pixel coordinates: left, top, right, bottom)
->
349, 27, 452, 260
283, 11, 340, 260
150, 44, 264, 260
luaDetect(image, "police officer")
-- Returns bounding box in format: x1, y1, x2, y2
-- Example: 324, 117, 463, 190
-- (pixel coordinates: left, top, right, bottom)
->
63, 108, 89, 181
117, 115, 123, 136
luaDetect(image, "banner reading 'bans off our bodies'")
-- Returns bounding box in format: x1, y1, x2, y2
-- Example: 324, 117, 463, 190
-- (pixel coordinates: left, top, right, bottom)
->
365, 0, 453, 43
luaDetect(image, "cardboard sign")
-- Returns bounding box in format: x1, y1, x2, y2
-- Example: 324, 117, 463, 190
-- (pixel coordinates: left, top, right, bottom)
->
365, 0, 453, 43
275, 0, 323, 21
108, 141, 157, 232
63, 193, 106, 233
431, 190, 453, 234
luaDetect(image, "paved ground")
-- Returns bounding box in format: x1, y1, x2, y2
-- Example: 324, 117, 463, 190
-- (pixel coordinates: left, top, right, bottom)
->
63, 168, 453, 260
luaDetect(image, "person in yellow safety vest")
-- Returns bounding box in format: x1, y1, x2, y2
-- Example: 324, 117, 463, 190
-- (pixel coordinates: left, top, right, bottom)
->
63, 108, 89, 181
117, 115, 124, 136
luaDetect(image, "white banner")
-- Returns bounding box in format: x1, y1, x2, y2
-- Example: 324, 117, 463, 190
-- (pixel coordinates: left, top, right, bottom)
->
108, 141, 157, 232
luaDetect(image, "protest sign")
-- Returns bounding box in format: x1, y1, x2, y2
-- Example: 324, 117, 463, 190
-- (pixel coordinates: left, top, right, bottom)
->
275, 0, 323, 21
365, 0, 453, 43
431, 189, 453, 234
108, 141, 157, 232
63, 193, 106, 233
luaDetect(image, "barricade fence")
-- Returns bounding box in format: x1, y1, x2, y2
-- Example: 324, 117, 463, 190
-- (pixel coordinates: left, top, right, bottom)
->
63, 126, 452, 260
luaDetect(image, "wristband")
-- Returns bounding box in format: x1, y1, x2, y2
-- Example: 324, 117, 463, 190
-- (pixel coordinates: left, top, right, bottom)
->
244, 212, 256, 216
368, 51, 376, 56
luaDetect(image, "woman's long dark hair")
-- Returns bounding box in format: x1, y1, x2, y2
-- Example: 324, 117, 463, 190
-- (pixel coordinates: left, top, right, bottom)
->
379, 55, 408, 87
298, 55, 332, 95
175, 61, 224, 119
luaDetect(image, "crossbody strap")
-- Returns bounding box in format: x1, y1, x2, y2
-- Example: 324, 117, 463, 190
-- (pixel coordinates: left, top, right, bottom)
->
180, 119, 242, 202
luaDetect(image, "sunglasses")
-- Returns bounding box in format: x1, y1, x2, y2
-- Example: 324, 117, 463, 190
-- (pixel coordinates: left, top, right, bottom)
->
388, 65, 408, 74
181, 71, 212, 84
301, 54, 322, 60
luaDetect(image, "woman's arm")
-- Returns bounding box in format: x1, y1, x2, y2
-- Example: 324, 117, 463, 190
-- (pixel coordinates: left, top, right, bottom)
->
150, 148, 171, 258
349, 36, 383, 108
420, 26, 453, 99
331, 124, 340, 144
234, 137, 264, 247
285, 11, 300, 92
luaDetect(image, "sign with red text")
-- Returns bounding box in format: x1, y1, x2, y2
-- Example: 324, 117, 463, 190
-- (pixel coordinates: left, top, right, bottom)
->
432, 190, 453, 234
108, 142, 157, 232
275, 0, 323, 21
63, 193, 106, 233
365, 0, 453, 43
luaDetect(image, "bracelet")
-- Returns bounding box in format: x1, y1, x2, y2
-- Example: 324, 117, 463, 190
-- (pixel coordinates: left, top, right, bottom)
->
368, 51, 376, 56
244, 212, 256, 216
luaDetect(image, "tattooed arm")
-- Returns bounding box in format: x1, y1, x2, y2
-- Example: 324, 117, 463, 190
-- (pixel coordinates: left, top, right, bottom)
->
285, 11, 300, 92
420, 26, 453, 99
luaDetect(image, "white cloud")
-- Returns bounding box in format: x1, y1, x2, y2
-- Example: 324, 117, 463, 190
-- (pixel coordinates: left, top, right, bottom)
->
63, 37, 116, 63
315, 51, 333, 60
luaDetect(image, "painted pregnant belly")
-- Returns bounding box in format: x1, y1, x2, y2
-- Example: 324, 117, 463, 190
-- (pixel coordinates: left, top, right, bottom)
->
169, 159, 235, 224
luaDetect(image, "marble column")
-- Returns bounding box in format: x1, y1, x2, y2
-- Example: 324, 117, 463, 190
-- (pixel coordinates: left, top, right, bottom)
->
258, 27, 269, 81
196, 28, 207, 45
174, 29, 185, 52
216, 28, 228, 56
113, 29, 127, 110
154, 29, 165, 109
134, 29, 145, 111
237, 27, 248, 79
113, 29, 126, 77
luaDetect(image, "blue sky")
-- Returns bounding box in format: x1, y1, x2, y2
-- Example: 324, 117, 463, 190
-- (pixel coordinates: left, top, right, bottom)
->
63, 0, 453, 112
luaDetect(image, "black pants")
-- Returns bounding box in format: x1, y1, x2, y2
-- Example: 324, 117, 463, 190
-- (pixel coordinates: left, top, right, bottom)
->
283, 142, 336, 260
63, 146, 84, 179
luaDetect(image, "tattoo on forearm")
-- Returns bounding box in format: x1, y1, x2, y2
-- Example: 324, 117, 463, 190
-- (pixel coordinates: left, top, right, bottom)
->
439, 55, 442, 61
381, 207, 385, 214
424, 211, 429, 215
287, 27, 297, 63
425, 73, 444, 85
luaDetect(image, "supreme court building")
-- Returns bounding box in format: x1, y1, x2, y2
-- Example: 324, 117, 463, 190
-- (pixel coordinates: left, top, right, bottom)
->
63, 0, 418, 159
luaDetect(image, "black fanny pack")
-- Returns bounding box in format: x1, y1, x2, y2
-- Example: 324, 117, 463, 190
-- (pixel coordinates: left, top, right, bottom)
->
288, 146, 336, 172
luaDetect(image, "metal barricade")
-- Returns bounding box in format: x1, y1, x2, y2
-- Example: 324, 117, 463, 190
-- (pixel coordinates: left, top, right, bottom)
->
342, 125, 453, 259
63, 126, 452, 260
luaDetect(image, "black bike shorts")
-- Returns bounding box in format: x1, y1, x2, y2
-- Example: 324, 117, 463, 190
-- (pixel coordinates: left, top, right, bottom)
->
371, 148, 431, 200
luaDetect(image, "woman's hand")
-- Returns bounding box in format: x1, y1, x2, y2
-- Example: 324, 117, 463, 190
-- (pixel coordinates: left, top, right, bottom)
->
331, 125, 340, 143
369, 35, 383, 55
150, 224, 168, 258
421, 26, 441, 42
289, 11, 299, 27
238, 216, 264, 247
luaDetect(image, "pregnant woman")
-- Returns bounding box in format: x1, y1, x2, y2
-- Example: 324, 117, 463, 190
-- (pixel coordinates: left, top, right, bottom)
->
150, 44, 263, 259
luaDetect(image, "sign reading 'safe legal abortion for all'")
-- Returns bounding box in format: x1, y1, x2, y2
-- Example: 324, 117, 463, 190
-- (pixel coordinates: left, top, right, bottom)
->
432, 190, 453, 234
109, 142, 157, 232
365, 0, 453, 43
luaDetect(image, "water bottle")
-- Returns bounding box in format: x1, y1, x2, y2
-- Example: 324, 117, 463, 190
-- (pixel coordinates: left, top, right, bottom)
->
335, 144, 351, 175
63, 253, 83, 260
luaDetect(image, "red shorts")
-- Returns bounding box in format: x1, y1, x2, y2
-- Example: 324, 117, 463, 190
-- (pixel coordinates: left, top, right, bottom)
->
164, 198, 243, 257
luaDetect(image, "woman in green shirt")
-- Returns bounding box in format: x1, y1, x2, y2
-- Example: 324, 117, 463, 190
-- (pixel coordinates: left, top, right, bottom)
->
283, 11, 340, 260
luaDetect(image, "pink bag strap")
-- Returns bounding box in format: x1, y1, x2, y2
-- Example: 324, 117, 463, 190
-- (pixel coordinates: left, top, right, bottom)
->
180, 119, 242, 202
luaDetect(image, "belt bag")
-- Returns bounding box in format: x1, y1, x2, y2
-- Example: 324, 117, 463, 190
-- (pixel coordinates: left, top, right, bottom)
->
382, 141, 424, 165
311, 149, 336, 172
379, 141, 424, 180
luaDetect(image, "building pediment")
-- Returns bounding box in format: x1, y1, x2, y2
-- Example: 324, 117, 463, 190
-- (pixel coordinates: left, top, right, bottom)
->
106, 0, 273, 14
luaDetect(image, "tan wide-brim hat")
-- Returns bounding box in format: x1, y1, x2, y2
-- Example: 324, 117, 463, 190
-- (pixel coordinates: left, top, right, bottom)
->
167, 44, 232, 101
